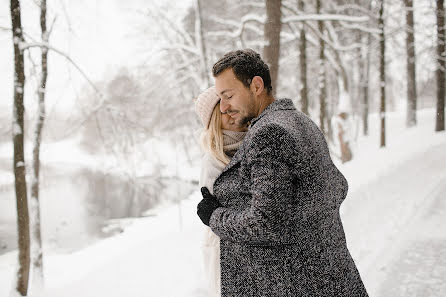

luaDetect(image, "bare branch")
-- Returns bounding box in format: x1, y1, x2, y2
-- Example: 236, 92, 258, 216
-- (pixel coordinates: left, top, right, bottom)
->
159, 44, 198, 55
241, 13, 266, 24
240, 1, 265, 8
282, 3, 375, 35
207, 23, 264, 39
47, 16, 57, 36
337, 21, 381, 35
207, 14, 265, 41
60, 0, 75, 35
285, 22, 343, 78
281, 2, 302, 17
282, 14, 369, 23
304, 21, 364, 51
145, 8, 195, 49
331, 4, 378, 19
19, 41, 101, 95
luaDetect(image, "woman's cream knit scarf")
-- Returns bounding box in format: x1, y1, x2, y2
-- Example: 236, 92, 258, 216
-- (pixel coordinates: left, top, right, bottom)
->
222, 130, 247, 158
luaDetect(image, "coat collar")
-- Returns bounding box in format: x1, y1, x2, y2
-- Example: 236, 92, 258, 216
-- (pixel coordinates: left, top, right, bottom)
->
249, 98, 296, 128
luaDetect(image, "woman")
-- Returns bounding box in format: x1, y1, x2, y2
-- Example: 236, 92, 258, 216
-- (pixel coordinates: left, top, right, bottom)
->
194, 86, 248, 297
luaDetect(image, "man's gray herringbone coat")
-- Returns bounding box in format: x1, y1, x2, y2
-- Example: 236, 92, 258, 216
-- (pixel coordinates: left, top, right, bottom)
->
209, 99, 368, 296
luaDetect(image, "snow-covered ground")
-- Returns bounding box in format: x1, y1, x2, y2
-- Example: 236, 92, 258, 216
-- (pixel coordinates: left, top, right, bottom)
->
0, 108, 445, 297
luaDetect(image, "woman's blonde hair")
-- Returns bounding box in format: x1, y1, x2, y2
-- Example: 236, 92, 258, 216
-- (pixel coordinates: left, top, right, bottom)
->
200, 102, 231, 165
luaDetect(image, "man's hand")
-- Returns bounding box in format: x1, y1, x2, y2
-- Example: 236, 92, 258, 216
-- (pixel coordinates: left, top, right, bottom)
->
197, 187, 221, 226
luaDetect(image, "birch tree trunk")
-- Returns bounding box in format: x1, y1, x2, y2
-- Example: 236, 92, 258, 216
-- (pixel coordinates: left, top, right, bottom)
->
30, 0, 47, 291
379, 0, 386, 147
404, 0, 417, 127
263, 0, 282, 96
10, 0, 30, 295
436, 0, 445, 131
298, 0, 309, 115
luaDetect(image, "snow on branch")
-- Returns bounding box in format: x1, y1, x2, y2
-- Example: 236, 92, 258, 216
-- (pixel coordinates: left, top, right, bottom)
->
337, 21, 381, 36
211, 16, 245, 28
332, 4, 378, 19
283, 17, 363, 52
284, 23, 343, 77
19, 41, 101, 95
213, 14, 264, 27
240, 13, 265, 24
159, 44, 198, 55
304, 21, 364, 51
281, 2, 302, 16
207, 14, 264, 40
282, 3, 375, 37
145, 8, 195, 49
282, 14, 369, 23
207, 23, 263, 39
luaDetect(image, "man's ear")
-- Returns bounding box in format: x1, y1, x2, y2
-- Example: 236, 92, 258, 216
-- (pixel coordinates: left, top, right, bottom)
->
250, 76, 264, 95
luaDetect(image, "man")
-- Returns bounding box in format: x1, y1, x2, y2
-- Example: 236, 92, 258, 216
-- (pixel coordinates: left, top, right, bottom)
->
197, 49, 368, 296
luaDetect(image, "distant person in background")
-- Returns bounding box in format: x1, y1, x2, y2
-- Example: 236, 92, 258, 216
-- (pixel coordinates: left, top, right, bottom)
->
333, 89, 354, 163
334, 111, 353, 163
194, 86, 248, 297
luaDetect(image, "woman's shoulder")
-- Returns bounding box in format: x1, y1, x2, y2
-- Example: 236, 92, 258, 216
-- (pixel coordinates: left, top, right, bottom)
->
199, 152, 227, 190
201, 152, 225, 170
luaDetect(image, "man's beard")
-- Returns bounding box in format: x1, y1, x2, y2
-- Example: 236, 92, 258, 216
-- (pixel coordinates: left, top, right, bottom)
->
239, 116, 253, 127
238, 92, 256, 127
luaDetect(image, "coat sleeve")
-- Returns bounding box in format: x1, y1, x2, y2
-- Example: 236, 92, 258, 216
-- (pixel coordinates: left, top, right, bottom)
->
209, 123, 304, 246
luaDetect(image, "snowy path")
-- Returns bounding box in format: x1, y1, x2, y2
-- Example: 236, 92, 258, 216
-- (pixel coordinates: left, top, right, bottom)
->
375, 173, 446, 297
341, 142, 446, 296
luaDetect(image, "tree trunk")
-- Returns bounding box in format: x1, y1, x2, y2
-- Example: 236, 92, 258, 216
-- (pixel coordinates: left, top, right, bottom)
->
436, 0, 445, 131
10, 0, 30, 295
379, 0, 386, 147
263, 0, 282, 96
195, 0, 211, 88
298, 0, 309, 115
404, 0, 417, 127
317, 0, 327, 135
361, 32, 370, 136
31, 0, 47, 291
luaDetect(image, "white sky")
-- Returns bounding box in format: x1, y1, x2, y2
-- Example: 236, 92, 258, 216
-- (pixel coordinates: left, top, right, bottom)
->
0, 0, 192, 114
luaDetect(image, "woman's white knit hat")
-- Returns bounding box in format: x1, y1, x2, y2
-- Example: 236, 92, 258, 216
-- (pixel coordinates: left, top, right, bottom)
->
194, 86, 220, 129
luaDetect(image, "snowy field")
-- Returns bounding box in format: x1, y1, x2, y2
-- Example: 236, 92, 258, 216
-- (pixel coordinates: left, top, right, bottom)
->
0, 108, 445, 297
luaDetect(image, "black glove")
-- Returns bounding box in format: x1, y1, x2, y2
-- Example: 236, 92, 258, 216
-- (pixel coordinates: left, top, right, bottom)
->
197, 187, 221, 226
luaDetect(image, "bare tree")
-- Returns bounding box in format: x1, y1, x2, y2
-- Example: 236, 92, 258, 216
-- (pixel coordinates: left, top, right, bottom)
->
298, 0, 309, 115
317, 0, 327, 135
360, 30, 371, 136
195, 0, 211, 87
404, 0, 417, 127
10, 0, 30, 295
358, 2, 372, 137
436, 0, 445, 131
263, 0, 282, 96
379, 0, 386, 147
30, 0, 50, 291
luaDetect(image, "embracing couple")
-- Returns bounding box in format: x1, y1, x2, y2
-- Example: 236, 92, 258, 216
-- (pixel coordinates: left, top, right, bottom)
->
194, 49, 368, 297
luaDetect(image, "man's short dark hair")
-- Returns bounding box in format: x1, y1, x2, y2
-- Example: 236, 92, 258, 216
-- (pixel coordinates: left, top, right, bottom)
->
212, 49, 272, 95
